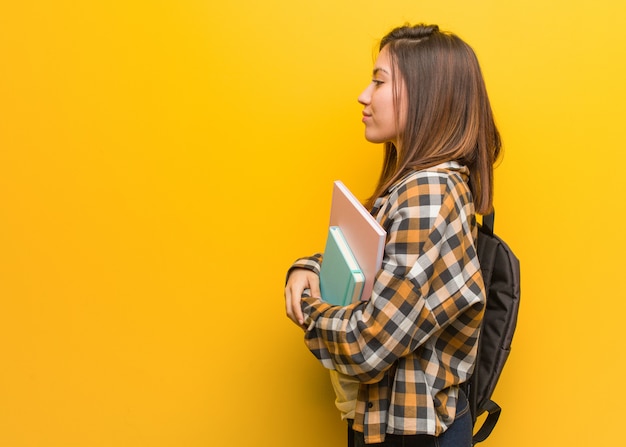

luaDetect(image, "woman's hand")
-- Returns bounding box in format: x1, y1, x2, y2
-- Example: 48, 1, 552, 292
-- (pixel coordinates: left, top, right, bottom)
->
285, 268, 321, 328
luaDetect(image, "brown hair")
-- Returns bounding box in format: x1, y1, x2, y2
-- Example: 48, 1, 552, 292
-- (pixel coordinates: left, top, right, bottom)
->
365, 24, 501, 214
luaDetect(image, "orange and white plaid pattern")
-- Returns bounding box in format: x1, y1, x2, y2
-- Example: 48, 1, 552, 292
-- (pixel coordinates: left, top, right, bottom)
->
293, 162, 485, 444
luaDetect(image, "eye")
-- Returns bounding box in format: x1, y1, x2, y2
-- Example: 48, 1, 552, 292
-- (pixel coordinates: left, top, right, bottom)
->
372, 79, 384, 87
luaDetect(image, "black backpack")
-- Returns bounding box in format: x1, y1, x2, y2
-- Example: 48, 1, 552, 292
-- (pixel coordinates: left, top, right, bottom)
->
464, 211, 521, 445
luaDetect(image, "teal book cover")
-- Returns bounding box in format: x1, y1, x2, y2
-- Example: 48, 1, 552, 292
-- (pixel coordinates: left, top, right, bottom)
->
319, 226, 365, 306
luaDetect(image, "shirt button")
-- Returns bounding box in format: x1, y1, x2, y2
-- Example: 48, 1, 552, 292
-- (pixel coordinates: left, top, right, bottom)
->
367, 402, 374, 408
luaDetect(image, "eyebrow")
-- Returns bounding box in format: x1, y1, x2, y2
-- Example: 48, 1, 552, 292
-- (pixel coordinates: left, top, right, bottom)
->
372, 67, 390, 76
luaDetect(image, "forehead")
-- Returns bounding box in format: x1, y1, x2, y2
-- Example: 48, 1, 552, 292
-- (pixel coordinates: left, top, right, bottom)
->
373, 46, 393, 75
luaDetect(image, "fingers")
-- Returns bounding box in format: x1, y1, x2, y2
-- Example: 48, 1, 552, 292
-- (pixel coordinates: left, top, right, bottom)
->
285, 268, 318, 328
293, 293, 305, 327
284, 287, 295, 323
285, 281, 303, 327
291, 283, 306, 327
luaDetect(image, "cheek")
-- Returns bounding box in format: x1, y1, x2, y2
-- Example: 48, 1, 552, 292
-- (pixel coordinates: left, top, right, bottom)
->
385, 98, 401, 129
374, 94, 395, 120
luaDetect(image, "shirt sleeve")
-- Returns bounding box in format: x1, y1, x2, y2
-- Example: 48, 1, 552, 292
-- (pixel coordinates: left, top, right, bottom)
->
286, 253, 323, 281
300, 172, 484, 384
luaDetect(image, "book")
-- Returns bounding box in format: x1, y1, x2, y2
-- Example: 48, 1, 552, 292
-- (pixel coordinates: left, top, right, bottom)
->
326, 181, 386, 302
319, 226, 365, 306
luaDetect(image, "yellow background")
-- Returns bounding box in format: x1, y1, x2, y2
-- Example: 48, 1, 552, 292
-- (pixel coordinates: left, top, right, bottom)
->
1, 1, 624, 446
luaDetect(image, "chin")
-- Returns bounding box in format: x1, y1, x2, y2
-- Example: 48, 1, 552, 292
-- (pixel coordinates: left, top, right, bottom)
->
364, 134, 384, 144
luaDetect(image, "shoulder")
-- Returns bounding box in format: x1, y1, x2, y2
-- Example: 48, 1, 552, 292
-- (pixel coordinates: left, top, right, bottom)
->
372, 162, 475, 235
385, 162, 471, 209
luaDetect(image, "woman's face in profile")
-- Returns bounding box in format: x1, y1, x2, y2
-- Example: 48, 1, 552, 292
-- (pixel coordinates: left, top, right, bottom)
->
357, 46, 406, 147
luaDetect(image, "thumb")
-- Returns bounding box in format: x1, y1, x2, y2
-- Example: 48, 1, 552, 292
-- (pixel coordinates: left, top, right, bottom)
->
309, 280, 321, 300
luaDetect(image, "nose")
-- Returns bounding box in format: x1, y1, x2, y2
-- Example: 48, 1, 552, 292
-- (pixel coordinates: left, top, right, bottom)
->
358, 83, 372, 106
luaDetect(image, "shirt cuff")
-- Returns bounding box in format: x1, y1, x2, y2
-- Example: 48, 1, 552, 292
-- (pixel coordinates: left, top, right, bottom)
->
285, 253, 323, 283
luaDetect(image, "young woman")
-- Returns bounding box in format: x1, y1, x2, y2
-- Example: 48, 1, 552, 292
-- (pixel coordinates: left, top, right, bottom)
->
285, 24, 501, 447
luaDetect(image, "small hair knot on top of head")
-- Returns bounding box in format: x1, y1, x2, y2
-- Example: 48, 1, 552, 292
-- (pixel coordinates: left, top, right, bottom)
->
411, 24, 439, 38
380, 24, 440, 48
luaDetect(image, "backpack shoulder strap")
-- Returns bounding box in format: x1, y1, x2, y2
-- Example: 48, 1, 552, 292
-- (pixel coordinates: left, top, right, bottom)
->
482, 211, 495, 235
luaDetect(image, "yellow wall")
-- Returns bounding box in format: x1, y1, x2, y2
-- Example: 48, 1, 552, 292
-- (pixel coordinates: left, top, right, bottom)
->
1, 1, 624, 446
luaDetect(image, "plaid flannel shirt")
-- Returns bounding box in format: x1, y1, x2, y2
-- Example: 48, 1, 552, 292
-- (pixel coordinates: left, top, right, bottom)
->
293, 162, 485, 444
